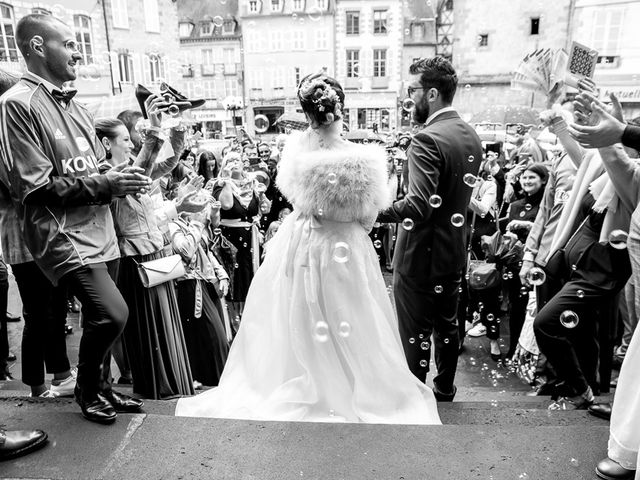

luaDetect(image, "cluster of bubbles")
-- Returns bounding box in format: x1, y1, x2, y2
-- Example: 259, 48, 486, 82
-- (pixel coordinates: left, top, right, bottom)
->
313, 320, 352, 342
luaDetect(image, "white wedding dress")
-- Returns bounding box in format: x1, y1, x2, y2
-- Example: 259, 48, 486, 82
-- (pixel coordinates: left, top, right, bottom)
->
175, 127, 441, 424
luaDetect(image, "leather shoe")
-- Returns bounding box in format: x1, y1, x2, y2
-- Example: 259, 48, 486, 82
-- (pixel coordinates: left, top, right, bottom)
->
433, 385, 457, 402
589, 403, 612, 420
103, 389, 144, 413
596, 457, 635, 480
75, 387, 117, 424
0, 429, 48, 461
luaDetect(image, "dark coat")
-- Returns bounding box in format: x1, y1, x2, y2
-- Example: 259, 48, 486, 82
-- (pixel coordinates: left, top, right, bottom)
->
378, 110, 483, 281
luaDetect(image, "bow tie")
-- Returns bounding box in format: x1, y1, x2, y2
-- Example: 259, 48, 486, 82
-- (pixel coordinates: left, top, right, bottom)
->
51, 88, 77, 105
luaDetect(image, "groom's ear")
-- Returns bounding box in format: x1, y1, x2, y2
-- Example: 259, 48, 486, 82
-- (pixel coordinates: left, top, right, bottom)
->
427, 88, 439, 102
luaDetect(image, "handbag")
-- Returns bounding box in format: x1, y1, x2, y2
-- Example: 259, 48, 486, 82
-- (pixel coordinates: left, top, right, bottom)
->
544, 216, 590, 281
136, 254, 186, 288
468, 259, 501, 291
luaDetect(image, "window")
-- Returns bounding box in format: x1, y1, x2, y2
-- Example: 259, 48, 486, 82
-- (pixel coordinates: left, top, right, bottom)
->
294, 67, 301, 87
373, 10, 387, 34
117, 52, 134, 83
315, 29, 328, 50
0, 4, 18, 62
223, 20, 235, 34
346, 49, 359, 77
32, 8, 51, 15
478, 34, 488, 47
592, 9, 623, 55
225, 77, 239, 96
202, 80, 215, 99
269, 31, 282, 51
346, 11, 359, 35
316, 0, 326, 9
111, 0, 129, 28
271, 0, 281, 11
148, 54, 164, 83
272, 67, 285, 89
249, 1, 258, 13
74, 15, 94, 64
223, 48, 235, 65
373, 49, 386, 77
201, 49, 214, 75
201, 22, 212, 36
179, 22, 193, 37
292, 30, 305, 50
411, 23, 425, 41
530, 17, 540, 35
246, 31, 261, 52
293, 0, 303, 10
143, 0, 160, 32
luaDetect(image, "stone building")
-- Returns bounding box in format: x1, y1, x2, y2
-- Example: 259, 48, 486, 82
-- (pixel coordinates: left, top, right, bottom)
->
571, 0, 640, 120
334, 0, 403, 131
450, 0, 573, 121
239, 0, 335, 136
177, 0, 243, 138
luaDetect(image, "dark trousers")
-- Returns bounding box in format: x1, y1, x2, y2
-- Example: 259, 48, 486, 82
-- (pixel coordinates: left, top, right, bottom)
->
12, 261, 70, 386
62, 261, 127, 397
534, 243, 630, 397
0, 259, 9, 371
393, 273, 461, 394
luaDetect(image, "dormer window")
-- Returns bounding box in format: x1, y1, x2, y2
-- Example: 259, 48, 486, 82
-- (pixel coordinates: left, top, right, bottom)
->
200, 21, 212, 36
271, 0, 281, 11
223, 20, 235, 34
316, 0, 326, 9
293, 0, 303, 10
179, 22, 193, 37
249, 1, 258, 13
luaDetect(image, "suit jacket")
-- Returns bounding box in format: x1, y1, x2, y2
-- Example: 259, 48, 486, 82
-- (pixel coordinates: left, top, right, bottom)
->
378, 110, 483, 281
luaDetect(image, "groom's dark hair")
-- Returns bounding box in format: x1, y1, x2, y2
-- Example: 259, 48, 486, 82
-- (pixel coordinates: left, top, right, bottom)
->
410, 56, 458, 105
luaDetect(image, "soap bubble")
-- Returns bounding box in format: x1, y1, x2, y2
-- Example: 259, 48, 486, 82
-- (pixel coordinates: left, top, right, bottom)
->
373, 239, 382, 249
487, 313, 495, 321
434, 285, 443, 294
338, 321, 351, 338
307, 6, 323, 21
420, 341, 430, 350
402, 97, 416, 112
402, 218, 415, 231
327, 173, 338, 184
213, 15, 224, 27
463, 173, 479, 187
332, 242, 351, 263
525, 203, 532, 211
254, 114, 270, 133
560, 310, 579, 329
464, 84, 471, 91
168, 104, 180, 117
428, 194, 442, 208
313, 321, 329, 342
409, 337, 416, 344
570, 458, 580, 467
609, 230, 628, 250
468, 155, 475, 162
576, 290, 585, 299
419, 359, 428, 367
451, 213, 465, 227
526, 267, 546, 286
444, 338, 450, 344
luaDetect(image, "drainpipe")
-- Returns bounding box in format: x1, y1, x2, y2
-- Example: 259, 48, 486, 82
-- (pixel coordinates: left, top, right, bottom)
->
101, 0, 116, 95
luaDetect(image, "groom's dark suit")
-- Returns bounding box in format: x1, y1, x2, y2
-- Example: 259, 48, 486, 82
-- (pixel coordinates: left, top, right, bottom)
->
378, 109, 482, 397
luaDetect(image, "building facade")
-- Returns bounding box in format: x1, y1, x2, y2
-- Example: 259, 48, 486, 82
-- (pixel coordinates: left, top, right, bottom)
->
334, 0, 403, 131
177, 0, 243, 138
450, 0, 573, 121
571, 0, 640, 120
399, 0, 437, 129
0, 0, 112, 103
240, 0, 335, 136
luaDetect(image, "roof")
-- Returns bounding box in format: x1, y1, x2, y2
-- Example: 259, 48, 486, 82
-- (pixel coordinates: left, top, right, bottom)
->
404, 0, 436, 20
177, 0, 240, 39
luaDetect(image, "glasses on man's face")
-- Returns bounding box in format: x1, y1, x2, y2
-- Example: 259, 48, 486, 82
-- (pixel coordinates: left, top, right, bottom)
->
407, 86, 424, 97
64, 40, 81, 53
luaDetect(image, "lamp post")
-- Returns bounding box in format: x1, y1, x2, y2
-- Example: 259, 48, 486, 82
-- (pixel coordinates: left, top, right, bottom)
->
223, 96, 244, 136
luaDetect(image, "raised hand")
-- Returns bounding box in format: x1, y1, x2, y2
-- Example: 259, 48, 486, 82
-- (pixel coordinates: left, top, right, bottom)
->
175, 190, 209, 214
568, 95, 626, 148
106, 168, 152, 197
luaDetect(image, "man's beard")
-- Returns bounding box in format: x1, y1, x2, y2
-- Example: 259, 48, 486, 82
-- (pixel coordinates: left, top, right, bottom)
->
412, 100, 430, 125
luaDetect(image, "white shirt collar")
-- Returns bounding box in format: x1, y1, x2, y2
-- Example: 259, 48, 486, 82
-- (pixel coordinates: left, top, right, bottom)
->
425, 106, 456, 126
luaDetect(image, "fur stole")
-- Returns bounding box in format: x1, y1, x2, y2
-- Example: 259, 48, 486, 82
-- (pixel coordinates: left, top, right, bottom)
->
276, 131, 392, 223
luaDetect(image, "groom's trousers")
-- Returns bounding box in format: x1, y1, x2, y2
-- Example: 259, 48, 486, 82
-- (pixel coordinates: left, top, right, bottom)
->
393, 272, 461, 395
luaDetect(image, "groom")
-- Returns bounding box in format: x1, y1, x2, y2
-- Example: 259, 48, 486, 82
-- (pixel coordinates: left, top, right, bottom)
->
379, 57, 482, 401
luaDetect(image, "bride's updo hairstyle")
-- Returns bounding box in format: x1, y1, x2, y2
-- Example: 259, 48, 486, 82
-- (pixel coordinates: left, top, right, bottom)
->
297, 73, 345, 127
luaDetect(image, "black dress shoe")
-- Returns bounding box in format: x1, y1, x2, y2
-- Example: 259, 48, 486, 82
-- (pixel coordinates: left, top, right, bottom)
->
596, 457, 635, 480
103, 389, 144, 413
6, 352, 16, 362
75, 387, 117, 424
160, 82, 205, 110
433, 385, 457, 402
0, 429, 48, 461
5, 313, 21, 322
588, 403, 612, 420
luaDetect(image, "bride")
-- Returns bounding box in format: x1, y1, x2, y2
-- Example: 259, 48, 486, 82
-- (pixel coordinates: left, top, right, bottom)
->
175, 73, 441, 424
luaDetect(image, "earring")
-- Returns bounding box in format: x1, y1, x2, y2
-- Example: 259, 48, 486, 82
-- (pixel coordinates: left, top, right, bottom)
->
105, 146, 112, 159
